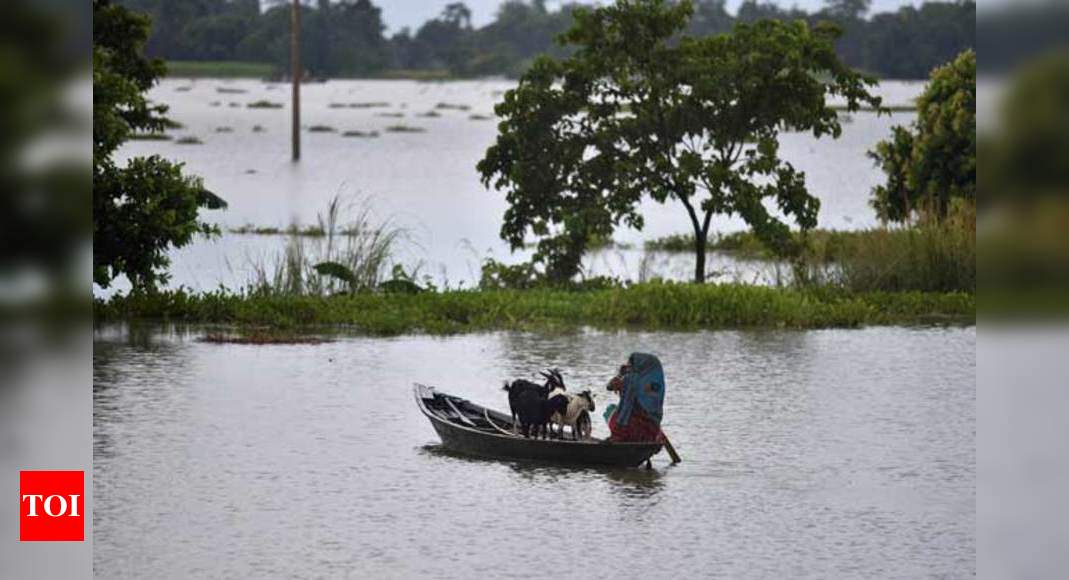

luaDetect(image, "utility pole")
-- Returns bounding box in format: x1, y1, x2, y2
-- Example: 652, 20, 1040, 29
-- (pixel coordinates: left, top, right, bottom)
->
290, 0, 301, 161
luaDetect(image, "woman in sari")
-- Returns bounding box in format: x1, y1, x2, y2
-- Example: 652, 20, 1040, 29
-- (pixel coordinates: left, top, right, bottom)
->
605, 352, 666, 443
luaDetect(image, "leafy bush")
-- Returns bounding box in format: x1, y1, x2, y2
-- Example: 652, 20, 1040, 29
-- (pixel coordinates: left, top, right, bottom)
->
870, 50, 976, 222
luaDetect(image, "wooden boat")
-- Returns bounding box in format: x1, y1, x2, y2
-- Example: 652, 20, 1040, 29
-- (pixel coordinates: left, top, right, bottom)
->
414, 384, 663, 467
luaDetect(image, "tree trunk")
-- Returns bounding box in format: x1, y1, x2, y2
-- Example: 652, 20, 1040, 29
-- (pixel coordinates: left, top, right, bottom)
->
693, 229, 707, 284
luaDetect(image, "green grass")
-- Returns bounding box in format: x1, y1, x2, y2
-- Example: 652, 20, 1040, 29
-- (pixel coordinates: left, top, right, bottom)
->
165, 61, 274, 78
95, 283, 973, 335
645, 206, 976, 294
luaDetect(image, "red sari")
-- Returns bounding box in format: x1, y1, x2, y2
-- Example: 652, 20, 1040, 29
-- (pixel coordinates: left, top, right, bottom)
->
608, 405, 664, 443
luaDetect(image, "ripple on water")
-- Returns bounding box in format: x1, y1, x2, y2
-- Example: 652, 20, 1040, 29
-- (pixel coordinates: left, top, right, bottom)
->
93, 325, 974, 578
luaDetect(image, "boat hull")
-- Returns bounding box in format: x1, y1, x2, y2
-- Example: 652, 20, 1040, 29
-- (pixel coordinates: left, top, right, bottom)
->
415, 384, 662, 467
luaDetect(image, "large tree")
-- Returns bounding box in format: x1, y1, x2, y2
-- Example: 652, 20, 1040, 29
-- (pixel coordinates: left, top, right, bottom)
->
93, 0, 225, 290
478, 0, 881, 283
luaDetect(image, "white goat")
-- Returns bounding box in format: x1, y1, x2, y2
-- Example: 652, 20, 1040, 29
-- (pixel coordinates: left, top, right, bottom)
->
550, 390, 596, 440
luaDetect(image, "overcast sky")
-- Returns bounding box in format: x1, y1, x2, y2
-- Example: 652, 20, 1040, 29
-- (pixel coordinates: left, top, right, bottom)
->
376, 0, 926, 34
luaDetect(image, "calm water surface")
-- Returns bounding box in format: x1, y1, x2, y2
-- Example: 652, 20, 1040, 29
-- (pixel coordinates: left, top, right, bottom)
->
93, 325, 974, 578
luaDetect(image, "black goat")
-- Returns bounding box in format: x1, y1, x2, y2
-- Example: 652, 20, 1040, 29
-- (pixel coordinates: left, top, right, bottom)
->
502, 379, 549, 427
502, 369, 571, 438
519, 391, 570, 439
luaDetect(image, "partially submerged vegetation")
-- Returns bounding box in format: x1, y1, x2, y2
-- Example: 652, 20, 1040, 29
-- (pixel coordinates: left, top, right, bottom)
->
247, 100, 284, 109
435, 102, 471, 111
240, 195, 408, 297
102, 190, 973, 334
645, 202, 975, 293
384, 124, 426, 133
330, 101, 390, 109
342, 130, 379, 138
96, 284, 974, 335
129, 132, 172, 141
200, 330, 329, 344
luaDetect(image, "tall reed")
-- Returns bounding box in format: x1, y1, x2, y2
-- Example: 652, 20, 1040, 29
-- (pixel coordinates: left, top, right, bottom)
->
248, 195, 405, 296
801, 201, 975, 293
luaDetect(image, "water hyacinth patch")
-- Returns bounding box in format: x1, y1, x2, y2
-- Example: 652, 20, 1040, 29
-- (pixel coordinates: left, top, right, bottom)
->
384, 125, 425, 133
247, 100, 284, 109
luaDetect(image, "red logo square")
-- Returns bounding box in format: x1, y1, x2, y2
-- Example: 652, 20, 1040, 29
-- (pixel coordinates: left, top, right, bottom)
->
19, 470, 84, 542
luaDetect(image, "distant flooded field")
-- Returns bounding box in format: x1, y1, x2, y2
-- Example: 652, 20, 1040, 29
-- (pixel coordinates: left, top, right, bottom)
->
103, 78, 925, 295
93, 324, 974, 578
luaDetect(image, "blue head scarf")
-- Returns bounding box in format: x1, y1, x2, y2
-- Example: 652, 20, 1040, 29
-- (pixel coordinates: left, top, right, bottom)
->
615, 352, 665, 427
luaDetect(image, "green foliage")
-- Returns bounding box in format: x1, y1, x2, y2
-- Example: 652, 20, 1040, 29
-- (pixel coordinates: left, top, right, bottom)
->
93, 0, 226, 290
479, 0, 881, 284
477, 258, 623, 291
313, 261, 357, 287
981, 51, 1069, 202
95, 283, 975, 334
870, 50, 975, 222
479, 259, 542, 290
120, 0, 973, 80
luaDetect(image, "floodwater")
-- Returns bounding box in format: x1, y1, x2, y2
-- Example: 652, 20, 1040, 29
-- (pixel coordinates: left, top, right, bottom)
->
104, 78, 924, 294
93, 324, 974, 578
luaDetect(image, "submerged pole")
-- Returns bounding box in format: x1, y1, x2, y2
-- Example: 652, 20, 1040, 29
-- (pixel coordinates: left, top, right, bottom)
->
290, 0, 301, 161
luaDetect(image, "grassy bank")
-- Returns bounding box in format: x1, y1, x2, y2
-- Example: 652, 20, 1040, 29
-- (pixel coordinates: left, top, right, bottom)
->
95, 283, 973, 335
166, 60, 275, 78
645, 207, 975, 294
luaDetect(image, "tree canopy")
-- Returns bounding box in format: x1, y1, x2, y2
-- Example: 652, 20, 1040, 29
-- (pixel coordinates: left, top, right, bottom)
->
118, 0, 974, 81
478, 0, 881, 283
869, 50, 975, 222
94, 0, 226, 290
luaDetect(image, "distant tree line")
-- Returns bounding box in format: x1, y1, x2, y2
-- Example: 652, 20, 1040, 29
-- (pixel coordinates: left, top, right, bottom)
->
117, 0, 974, 80
976, 1, 1069, 74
